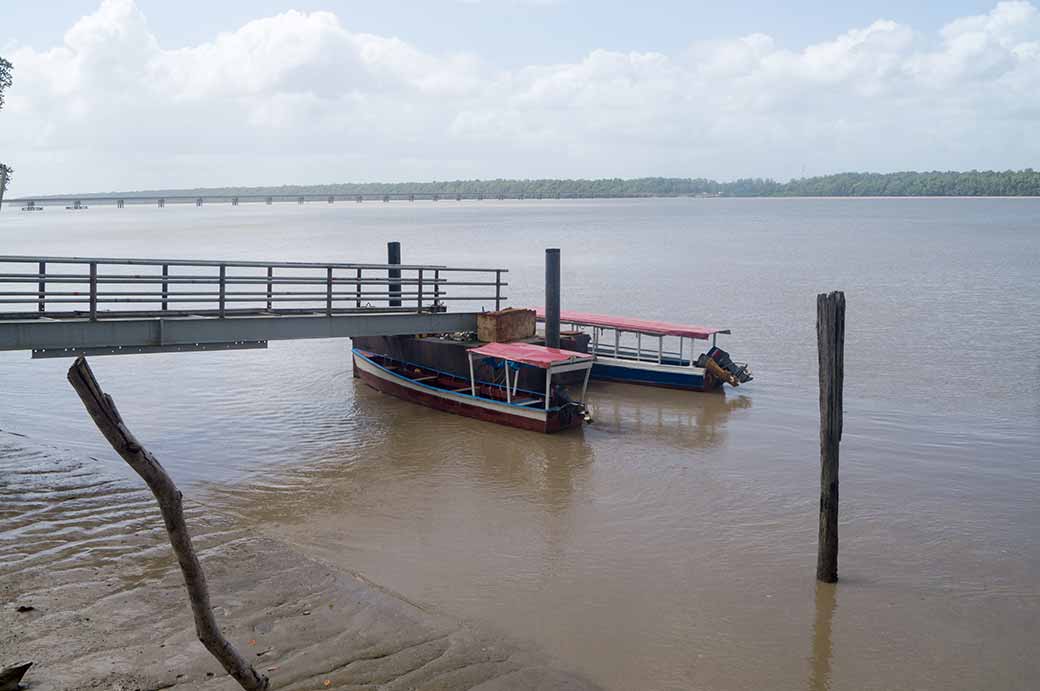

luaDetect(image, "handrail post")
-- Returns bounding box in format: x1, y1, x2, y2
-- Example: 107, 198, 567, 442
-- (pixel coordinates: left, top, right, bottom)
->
433, 269, 441, 310
495, 270, 502, 312
417, 269, 424, 310
266, 267, 273, 311
355, 268, 362, 309
326, 266, 333, 316
218, 264, 226, 317
161, 264, 169, 312
89, 262, 98, 320
38, 261, 46, 314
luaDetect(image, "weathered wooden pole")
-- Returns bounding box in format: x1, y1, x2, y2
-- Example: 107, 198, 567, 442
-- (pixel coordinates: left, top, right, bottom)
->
816, 291, 845, 583
545, 248, 561, 348
388, 241, 402, 307
66, 357, 269, 691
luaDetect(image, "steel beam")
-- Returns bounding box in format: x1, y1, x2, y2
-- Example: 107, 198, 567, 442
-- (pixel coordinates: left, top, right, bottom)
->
32, 340, 268, 359
0, 311, 477, 353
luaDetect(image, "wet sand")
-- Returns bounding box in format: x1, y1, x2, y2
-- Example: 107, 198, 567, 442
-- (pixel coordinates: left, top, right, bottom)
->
0, 437, 599, 690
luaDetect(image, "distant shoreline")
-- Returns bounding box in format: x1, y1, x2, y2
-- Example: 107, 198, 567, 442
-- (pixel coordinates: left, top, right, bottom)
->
12, 170, 1040, 201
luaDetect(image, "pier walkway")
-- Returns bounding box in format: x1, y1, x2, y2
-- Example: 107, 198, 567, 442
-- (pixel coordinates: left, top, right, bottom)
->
0, 255, 506, 358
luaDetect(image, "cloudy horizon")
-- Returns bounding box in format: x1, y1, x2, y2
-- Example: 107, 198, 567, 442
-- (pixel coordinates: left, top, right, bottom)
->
1, 0, 1038, 196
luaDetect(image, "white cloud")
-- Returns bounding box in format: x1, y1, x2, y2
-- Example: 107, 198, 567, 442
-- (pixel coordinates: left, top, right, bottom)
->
1, 0, 1039, 194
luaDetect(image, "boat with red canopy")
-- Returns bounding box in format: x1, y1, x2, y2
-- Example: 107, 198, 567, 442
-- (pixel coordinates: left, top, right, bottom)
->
534, 309, 752, 392
352, 341, 595, 433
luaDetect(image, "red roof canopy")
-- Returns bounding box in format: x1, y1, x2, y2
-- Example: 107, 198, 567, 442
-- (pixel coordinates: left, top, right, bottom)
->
534, 308, 729, 340
468, 341, 593, 369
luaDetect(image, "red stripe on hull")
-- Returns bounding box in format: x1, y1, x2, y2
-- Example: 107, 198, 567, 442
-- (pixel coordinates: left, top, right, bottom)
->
353, 354, 582, 433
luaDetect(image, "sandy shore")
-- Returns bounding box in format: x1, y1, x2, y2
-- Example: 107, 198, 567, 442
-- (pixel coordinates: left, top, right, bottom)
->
0, 437, 599, 690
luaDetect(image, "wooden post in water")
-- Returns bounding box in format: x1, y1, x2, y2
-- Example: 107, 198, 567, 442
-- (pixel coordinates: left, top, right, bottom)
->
816, 291, 845, 583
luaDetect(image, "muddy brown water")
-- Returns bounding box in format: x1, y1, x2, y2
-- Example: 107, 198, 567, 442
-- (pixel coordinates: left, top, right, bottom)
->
1, 198, 1038, 689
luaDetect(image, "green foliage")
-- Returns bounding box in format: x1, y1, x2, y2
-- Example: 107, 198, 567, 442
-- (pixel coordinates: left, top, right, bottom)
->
0, 56, 11, 111
1, 56, 12, 196
772, 170, 1040, 197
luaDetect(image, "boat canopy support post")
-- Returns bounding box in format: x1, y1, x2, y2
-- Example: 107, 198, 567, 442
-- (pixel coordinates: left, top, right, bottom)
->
504, 360, 512, 403
544, 368, 552, 411
468, 352, 476, 397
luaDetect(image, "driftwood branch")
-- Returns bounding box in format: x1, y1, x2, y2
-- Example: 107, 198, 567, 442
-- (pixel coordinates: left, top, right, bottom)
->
67, 356, 269, 691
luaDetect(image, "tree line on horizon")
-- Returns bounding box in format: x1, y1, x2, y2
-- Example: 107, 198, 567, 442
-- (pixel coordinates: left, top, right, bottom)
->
56, 170, 1040, 199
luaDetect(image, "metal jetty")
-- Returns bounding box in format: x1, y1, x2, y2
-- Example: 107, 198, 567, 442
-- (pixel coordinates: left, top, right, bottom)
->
0, 254, 507, 358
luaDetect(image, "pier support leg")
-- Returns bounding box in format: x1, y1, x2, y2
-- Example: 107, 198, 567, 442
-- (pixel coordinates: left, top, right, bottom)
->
67, 357, 270, 691
816, 291, 845, 583
388, 241, 402, 308
545, 248, 561, 348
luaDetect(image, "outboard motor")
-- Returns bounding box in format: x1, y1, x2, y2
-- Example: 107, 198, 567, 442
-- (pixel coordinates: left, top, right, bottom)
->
696, 347, 753, 385
553, 384, 594, 424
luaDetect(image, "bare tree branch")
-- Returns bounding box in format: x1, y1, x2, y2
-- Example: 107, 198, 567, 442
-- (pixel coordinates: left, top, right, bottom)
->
67, 356, 269, 691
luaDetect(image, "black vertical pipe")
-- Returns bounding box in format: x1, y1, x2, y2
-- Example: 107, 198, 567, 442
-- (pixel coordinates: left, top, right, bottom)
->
326, 266, 333, 316
89, 262, 97, 320
218, 264, 226, 317
545, 248, 561, 349
162, 264, 169, 312
38, 261, 46, 314
388, 241, 402, 307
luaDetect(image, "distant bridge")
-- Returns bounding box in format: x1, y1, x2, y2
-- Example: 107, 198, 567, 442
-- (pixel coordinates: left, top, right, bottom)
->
0, 252, 506, 358
3, 190, 661, 210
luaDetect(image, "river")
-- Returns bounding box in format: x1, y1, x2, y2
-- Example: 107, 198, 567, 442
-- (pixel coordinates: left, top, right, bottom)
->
1, 197, 1038, 690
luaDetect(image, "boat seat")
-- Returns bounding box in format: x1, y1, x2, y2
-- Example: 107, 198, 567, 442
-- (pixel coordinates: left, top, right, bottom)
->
511, 398, 542, 406
412, 375, 438, 382
452, 386, 473, 392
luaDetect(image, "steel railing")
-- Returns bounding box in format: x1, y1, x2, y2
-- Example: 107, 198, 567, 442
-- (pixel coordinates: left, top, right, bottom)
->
0, 255, 507, 320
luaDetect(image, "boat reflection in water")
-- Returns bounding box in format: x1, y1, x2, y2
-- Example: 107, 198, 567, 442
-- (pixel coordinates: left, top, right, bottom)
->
587, 381, 752, 450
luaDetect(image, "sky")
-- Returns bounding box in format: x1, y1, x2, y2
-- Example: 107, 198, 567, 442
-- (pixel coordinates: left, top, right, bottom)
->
0, 0, 1037, 195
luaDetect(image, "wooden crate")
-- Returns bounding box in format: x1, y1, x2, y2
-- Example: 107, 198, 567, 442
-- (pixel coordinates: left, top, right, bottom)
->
477, 308, 536, 343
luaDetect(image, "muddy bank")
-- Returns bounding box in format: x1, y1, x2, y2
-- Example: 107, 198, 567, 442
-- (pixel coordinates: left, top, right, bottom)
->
0, 438, 599, 690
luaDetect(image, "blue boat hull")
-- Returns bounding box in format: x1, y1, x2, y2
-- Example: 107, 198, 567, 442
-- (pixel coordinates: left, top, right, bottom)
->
590, 362, 717, 391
